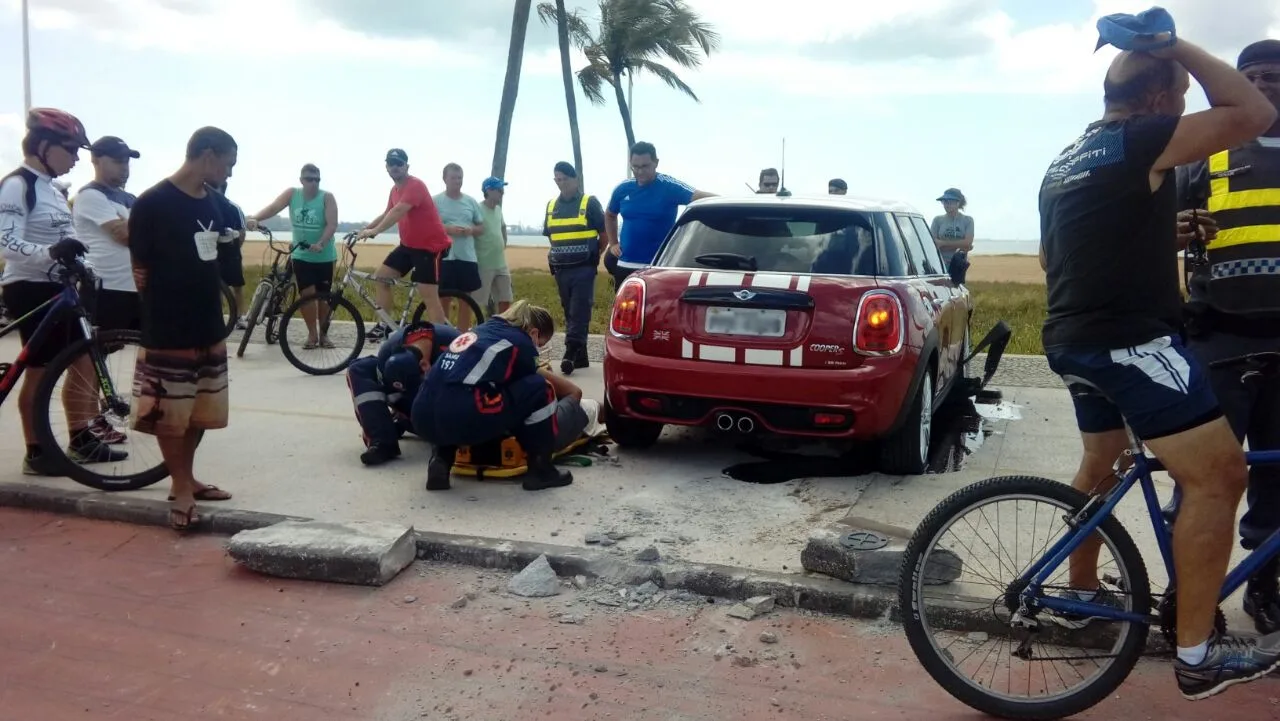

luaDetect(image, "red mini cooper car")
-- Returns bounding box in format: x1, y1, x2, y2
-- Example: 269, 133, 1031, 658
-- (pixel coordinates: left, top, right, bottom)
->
603, 194, 974, 475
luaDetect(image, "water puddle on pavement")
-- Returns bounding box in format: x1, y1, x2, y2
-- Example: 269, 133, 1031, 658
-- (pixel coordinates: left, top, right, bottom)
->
721, 396, 1021, 483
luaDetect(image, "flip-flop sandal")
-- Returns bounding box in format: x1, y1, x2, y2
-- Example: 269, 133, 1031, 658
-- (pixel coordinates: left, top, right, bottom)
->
303, 341, 319, 350
319, 338, 336, 349
168, 485, 232, 502
169, 504, 200, 532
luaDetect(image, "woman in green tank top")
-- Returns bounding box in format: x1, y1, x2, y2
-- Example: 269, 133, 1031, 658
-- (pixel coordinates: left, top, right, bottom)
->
245, 164, 339, 348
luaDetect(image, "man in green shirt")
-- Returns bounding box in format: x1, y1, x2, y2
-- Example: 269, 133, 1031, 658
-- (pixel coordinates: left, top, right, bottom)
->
246, 163, 339, 348
474, 177, 513, 315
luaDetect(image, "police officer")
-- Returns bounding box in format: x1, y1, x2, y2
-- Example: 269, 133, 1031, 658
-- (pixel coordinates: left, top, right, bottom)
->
346, 321, 459, 466
411, 300, 573, 492
543, 161, 605, 375
1173, 38, 1280, 633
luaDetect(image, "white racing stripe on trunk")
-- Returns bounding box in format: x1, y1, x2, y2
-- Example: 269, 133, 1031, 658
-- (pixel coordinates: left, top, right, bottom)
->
687, 271, 704, 286
790, 346, 804, 366
705, 272, 744, 287
698, 344, 736, 363
750, 273, 792, 289
794, 275, 811, 292
682, 338, 694, 358
744, 348, 784, 366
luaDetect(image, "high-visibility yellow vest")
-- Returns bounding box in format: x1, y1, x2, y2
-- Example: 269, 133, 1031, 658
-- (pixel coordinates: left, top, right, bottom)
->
1204, 143, 1280, 317
545, 193, 598, 267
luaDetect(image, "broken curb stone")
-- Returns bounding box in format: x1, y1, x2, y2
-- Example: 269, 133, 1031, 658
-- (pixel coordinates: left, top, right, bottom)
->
726, 603, 757, 620
745, 595, 775, 614
226, 520, 415, 587
508, 554, 562, 598
801, 524, 963, 585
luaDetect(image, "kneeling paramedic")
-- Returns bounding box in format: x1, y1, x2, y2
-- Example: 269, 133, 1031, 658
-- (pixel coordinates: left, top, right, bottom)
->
411, 300, 573, 492
347, 322, 458, 466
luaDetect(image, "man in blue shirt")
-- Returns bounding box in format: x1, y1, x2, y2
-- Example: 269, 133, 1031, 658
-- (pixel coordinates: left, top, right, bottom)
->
604, 141, 713, 289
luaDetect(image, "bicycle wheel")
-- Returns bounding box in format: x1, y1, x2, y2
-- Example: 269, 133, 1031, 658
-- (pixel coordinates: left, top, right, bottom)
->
236, 282, 270, 358
32, 329, 169, 491
220, 280, 237, 340
898, 475, 1151, 721
278, 291, 364, 375
411, 290, 485, 328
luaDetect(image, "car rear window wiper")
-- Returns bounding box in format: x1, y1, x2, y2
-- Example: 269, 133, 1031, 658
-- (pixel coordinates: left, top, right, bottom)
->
694, 252, 758, 272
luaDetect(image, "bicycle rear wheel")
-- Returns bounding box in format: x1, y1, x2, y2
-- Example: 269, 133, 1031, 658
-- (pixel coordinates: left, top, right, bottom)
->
33, 329, 169, 491
278, 291, 365, 375
897, 475, 1151, 721
412, 290, 485, 328
220, 280, 237, 340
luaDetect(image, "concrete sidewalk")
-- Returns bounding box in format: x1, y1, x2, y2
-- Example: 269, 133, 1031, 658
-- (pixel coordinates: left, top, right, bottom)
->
1, 509, 1273, 721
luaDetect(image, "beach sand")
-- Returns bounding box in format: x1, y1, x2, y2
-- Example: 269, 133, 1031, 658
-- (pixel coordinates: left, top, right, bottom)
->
239, 241, 1051, 285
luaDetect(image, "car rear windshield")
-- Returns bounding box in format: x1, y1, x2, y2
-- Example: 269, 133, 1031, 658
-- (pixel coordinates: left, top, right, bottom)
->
656, 206, 878, 276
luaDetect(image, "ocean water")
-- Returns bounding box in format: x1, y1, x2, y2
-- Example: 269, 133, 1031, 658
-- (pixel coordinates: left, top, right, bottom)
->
246, 232, 1040, 256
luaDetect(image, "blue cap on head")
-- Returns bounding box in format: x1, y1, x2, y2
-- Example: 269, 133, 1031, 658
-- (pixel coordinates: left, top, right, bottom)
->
482, 176, 508, 192
1094, 7, 1177, 53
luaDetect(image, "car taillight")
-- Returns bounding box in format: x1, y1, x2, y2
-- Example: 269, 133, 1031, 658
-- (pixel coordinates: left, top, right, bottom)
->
854, 290, 904, 355
610, 277, 646, 340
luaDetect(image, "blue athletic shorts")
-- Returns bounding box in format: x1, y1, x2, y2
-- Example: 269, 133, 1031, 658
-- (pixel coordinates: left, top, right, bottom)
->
1045, 335, 1222, 440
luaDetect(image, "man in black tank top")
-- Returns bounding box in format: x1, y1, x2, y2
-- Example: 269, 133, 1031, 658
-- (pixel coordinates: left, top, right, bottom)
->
1039, 38, 1280, 699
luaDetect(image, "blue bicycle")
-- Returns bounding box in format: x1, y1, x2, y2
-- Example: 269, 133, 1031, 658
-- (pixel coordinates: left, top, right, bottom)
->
898, 350, 1280, 720
0, 255, 167, 490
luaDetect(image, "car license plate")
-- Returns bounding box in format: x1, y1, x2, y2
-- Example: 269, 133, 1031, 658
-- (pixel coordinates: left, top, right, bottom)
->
704, 307, 786, 337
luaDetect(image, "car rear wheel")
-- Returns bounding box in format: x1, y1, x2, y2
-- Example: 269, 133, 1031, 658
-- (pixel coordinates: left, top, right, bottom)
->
605, 399, 664, 449
879, 370, 932, 475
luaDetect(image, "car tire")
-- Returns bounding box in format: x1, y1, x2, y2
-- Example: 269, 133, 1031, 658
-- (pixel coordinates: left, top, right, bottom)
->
879, 370, 932, 475
604, 399, 664, 449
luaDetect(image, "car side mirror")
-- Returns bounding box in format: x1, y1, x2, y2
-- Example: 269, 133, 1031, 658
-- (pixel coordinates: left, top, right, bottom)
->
949, 251, 970, 286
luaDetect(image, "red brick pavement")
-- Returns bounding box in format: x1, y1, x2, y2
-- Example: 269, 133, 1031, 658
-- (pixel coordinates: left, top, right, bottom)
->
0, 508, 1276, 720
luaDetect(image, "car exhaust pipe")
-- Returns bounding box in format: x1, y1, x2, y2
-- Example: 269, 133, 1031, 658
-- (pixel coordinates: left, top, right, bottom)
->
737, 416, 755, 434
715, 413, 735, 431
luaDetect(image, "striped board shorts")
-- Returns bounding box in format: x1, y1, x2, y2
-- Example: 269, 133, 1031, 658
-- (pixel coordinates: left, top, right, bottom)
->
130, 342, 230, 437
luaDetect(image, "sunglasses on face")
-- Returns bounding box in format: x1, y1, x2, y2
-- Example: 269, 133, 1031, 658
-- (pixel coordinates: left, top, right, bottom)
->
1246, 71, 1280, 84
301, 176, 320, 182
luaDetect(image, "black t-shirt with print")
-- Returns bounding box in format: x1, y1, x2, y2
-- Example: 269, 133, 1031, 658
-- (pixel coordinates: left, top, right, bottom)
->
1039, 114, 1182, 350
128, 180, 231, 349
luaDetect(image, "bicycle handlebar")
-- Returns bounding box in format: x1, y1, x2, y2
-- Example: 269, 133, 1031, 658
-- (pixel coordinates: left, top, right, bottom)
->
1209, 351, 1280, 379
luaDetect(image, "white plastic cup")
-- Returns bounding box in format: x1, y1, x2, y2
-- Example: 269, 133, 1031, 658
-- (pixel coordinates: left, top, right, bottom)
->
194, 230, 219, 261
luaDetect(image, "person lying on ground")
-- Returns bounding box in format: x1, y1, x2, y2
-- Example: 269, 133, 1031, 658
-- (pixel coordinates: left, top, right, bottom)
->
346, 321, 459, 466
411, 300, 573, 493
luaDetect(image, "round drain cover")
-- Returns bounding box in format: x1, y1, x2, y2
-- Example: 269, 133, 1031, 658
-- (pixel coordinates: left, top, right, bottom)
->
839, 530, 888, 551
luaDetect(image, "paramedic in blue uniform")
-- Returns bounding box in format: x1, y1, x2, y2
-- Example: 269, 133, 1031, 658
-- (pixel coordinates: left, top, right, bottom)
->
412, 300, 574, 492
347, 322, 458, 466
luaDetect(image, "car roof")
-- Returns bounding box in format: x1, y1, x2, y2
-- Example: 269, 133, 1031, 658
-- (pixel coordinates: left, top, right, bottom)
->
685, 193, 922, 215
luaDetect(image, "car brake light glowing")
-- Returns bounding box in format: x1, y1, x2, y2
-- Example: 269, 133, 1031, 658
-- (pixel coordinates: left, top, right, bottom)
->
812, 412, 848, 426
610, 278, 646, 340
854, 291, 903, 355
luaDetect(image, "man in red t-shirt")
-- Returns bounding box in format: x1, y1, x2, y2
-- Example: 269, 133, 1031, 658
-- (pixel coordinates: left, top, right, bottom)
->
357, 148, 451, 335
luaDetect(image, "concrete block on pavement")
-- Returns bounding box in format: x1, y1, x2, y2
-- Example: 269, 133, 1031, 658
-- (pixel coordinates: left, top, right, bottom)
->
226, 520, 416, 586
801, 523, 962, 585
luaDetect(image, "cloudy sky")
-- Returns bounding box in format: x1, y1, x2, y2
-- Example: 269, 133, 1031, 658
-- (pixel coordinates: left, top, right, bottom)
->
0, 0, 1276, 240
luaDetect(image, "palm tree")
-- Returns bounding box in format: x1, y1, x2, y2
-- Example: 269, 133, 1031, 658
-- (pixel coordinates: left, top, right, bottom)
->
492, 0, 533, 179
536, 0, 720, 152
551, 0, 585, 188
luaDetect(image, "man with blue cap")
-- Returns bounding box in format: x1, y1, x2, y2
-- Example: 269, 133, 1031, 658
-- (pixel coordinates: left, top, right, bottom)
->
1168, 37, 1280, 640
1039, 9, 1279, 700
475, 176, 514, 316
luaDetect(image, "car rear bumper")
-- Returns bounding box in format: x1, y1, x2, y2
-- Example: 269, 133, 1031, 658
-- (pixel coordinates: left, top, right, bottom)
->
604, 338, 917, 439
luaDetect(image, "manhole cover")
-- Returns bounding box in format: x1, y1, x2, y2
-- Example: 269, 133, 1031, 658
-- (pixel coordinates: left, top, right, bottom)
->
839, 530, 888, 551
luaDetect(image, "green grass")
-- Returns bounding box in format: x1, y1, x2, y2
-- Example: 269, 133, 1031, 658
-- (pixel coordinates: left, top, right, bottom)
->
241, 263, 1048, 355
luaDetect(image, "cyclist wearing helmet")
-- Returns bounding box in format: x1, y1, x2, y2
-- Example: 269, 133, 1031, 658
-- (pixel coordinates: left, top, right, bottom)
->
0, 107, 127, 475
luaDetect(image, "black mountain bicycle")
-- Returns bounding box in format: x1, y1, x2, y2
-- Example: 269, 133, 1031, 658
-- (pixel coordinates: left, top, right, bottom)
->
1, 254, 167, 490
235, 228, 300, 357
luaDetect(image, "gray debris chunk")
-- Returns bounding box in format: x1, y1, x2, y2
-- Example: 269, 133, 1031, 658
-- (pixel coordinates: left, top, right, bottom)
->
745, 595, 776, 614
450, 596, 469, 609
226, 520, 415, 586
635, 545, 660, 562
759, 631, 779, 644
572, 575, 590, 590
595, 597, 623, 607
584, 532, 606, 544
559, 614, 586, 625
599, 537, 617, 547
605, 530, 631, 541
726, 603, 758, 620
507, 554, 562, 598
633, 581, 660, 598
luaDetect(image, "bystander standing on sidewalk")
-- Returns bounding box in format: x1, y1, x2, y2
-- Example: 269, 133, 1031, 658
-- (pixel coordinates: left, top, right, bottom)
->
434, 163, 484, 330
604, 141, 714, 289
128, 126, 239, 532
474, 176, 513, 316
